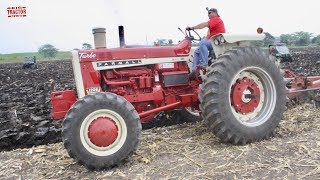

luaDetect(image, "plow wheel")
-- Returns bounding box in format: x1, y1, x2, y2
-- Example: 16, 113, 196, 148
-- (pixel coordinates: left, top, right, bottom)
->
62, 92, 141, 170
199, 47, 287, 144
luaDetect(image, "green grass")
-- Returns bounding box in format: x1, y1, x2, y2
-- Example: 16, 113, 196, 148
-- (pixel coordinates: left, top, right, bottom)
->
0, 51, 72, 64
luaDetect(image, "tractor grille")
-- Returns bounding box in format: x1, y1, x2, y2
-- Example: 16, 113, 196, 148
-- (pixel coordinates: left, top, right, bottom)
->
162, 71, 189, 87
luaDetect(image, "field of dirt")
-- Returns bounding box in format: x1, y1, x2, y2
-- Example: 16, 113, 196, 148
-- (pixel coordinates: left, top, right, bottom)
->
0, 47, 320, 178
0, 60, 74, 150
281, 48, 320, 76
0, 104, 319, 179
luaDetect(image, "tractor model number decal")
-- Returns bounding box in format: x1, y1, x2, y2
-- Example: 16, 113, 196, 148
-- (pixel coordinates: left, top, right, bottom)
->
97, 60, 142, 67
86, 87, 100, 95
160, 63, 174, 69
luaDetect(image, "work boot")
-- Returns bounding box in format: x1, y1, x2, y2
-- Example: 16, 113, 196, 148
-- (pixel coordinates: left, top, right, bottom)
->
189, 71, 196, 80
189, 71, 202, 81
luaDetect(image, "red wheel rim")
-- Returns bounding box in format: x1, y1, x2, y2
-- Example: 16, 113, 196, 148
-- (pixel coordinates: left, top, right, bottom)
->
88, 117, 118, 147
231, 78, 261, 114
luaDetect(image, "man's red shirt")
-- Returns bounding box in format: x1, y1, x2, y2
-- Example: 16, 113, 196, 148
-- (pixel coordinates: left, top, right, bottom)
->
206, 16, 226, 39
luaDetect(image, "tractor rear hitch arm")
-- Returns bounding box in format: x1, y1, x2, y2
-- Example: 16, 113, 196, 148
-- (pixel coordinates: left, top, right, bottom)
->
138, 101, 182, 118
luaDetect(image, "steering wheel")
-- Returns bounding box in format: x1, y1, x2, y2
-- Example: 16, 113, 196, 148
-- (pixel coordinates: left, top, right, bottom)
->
186, 29, 202, 41
178, 27, 202, 42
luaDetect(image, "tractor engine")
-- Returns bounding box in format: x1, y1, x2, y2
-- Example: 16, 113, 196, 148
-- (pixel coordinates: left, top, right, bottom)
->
51, 26, 198, 121
100, 62, 198, 122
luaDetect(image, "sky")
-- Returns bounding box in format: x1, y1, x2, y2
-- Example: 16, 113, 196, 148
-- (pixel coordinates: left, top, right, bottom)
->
0, 0, 319, 54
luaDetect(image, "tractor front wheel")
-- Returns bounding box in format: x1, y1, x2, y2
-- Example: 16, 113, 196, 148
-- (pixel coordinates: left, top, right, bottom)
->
199, 47, 287, 144
62, 92, 141, 170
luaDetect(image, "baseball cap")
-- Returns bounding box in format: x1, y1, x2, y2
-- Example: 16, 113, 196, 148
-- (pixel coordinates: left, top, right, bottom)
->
207, 7, 219, 16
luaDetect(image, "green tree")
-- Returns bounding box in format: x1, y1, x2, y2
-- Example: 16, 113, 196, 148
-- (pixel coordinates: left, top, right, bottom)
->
280, 34, 297, 46
293, 31, 313, 46
251, 32, 274, 47
38, 44, 59, 58
82, 43, 92, 49
154, 39, 174, 46
312, 35, 320, 45
263, 32, 275, 46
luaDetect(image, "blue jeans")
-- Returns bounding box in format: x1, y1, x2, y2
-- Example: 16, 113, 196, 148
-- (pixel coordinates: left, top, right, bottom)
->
192, 39, 213, 71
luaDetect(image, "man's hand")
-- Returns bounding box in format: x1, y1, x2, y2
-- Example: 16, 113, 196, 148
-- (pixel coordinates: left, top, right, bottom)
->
186, 26, 194, 31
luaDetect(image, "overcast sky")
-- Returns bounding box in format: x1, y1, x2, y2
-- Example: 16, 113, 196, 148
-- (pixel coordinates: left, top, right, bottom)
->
1, 0, 319, 53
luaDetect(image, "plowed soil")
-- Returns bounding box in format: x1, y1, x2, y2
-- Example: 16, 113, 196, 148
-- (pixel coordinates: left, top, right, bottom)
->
0, 60, 74, 150
0, 104, 319, 179
0, 47, 320, 179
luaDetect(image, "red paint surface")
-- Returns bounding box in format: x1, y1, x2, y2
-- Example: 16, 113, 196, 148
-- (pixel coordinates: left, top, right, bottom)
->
88, 117, 118, 147
231, 79, 261, 114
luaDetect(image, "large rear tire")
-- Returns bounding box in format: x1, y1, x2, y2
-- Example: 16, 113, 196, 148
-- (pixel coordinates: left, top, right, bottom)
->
62, 92, 141, 170
199, 47, 287, 144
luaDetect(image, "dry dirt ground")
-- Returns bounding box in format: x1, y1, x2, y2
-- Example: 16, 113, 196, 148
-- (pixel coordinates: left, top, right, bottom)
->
0, 48, 320, 179
0, 104, 319, 179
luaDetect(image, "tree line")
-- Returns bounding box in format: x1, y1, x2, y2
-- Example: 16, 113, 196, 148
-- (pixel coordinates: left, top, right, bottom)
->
38, 43, 93, 58
253, 31, 320, 47
155, 31, 320, 47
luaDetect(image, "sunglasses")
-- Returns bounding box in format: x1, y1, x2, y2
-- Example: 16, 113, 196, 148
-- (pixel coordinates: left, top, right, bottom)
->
208, 12, 213, 14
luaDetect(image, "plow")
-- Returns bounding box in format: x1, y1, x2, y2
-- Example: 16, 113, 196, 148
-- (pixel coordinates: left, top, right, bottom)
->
51, 26, 320, 170
284, 69, 320, 105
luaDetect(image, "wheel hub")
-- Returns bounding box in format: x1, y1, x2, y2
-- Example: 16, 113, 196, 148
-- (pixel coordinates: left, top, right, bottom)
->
232, 78, 261, 114
88, 117, 118, 147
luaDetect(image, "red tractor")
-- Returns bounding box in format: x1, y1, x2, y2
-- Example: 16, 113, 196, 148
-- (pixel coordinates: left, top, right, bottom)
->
51, 27, 320, 170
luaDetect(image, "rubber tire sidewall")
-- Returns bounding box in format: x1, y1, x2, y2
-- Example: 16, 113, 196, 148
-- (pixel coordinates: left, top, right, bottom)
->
62, 92, 141, 170
200, 47, 287, 144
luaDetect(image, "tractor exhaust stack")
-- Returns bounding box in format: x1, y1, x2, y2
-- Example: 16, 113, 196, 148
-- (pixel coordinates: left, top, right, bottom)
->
118, 25, 125, 47
92, 27, 106, 49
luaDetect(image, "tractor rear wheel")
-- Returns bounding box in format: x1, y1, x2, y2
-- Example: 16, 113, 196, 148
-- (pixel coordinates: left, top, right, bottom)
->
199, 47, 287, 144
62, 92, 141, 170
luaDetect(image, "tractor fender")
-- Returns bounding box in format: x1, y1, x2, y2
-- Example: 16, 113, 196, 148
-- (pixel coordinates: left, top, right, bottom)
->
211, 33, 266, 57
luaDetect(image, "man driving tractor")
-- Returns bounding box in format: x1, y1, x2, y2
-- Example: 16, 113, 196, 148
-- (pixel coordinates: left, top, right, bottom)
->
186, 8, 226, 77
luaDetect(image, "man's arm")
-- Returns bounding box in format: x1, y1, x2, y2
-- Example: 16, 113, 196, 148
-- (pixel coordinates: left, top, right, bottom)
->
191, 22, 208, 30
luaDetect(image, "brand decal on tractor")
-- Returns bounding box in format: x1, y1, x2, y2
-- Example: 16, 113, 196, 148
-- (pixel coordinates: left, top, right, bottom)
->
97, 60, 142, 67
86, 87, 100, 95
79, 52, 96, 59
160, 63, 174, 69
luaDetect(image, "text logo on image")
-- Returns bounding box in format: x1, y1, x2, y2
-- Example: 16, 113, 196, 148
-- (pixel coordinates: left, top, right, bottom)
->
7, 6, 27, 18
